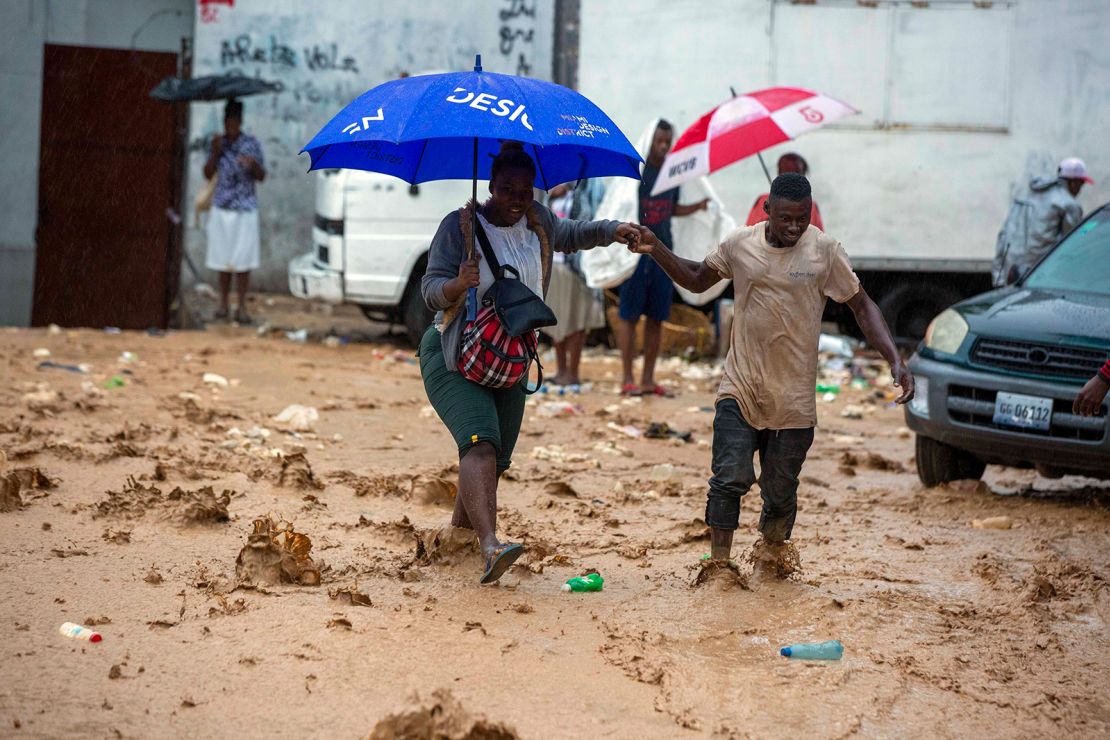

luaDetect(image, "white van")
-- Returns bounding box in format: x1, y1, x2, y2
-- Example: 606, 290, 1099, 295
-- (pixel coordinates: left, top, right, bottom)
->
288, 168, 475, 343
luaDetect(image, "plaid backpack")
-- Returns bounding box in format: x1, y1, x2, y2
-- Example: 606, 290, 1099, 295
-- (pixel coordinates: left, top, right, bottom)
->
458, 305, 539, 390
457, 217, 554, 393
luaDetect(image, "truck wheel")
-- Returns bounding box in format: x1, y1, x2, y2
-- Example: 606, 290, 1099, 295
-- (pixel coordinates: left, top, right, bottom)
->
401, 276, 433, 346
915, 434, 986, 487
878, 283, 963, 343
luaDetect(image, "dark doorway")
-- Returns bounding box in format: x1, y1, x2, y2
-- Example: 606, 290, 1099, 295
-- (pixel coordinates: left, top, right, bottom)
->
33, 44, 181, 330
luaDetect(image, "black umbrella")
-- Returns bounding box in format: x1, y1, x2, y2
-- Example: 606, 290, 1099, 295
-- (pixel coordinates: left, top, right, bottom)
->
149, 73, 281, 102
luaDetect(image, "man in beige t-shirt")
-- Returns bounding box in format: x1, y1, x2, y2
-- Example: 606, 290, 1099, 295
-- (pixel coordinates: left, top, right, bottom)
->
630, 173, 914, 570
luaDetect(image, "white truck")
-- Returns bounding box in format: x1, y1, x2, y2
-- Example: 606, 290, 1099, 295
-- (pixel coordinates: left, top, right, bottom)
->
288, 168, 473, 344
291, 1, 1109, 346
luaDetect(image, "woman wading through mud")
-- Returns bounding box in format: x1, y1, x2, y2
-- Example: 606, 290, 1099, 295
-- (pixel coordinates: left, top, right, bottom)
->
420, 141, 642, 583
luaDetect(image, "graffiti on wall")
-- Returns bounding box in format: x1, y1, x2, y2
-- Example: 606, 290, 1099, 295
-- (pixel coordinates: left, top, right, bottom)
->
219, 34, 359, 75
186, 2, 554, 291
498, 0, 536, 77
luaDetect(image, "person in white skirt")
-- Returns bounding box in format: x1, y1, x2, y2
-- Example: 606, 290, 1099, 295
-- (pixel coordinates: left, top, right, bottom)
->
203, 99, 266, 323
545, 178, 607, 388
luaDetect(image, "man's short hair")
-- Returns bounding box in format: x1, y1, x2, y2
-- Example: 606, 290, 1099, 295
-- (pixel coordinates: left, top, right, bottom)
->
769, 172, 811, 202
657, 119, 673, 132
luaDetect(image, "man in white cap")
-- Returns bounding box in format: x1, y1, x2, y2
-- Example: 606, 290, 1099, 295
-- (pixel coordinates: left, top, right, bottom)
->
992, 157, 1093, 286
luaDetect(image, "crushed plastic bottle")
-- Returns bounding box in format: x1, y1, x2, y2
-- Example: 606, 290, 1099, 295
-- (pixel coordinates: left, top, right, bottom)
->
562, 573, 603, 592
780, 639, 843, 660
59, 622, 102, 642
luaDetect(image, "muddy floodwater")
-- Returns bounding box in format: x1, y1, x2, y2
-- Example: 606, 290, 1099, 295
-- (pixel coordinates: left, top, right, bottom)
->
1, 314, 1107, 738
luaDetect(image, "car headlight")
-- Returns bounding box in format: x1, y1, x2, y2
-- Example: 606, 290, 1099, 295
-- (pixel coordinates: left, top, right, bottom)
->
924, 309, 969, 354
908, 376, 929, 418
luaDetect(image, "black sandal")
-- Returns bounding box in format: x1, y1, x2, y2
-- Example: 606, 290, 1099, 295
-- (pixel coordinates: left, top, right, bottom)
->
480, 543, 523, 584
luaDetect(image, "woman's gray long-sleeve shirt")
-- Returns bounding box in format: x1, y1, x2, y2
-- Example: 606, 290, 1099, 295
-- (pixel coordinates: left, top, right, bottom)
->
421, 200, 621, 371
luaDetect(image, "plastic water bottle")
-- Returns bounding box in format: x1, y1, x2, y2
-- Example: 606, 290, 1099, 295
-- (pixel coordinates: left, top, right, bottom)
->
780, 639, 842, 660
563, 573, 603, 592
59, 622, 103, 643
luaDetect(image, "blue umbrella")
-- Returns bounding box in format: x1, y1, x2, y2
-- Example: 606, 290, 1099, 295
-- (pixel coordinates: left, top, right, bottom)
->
302, 55, 641, 186
301, 55, 642, 320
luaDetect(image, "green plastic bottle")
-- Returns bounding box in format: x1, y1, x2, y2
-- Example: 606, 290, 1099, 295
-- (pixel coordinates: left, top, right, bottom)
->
563, 573, 603, 592
815, 383, 840, 394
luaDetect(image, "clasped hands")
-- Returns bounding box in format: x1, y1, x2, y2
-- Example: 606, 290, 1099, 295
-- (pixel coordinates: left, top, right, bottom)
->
450, 222, 660, 293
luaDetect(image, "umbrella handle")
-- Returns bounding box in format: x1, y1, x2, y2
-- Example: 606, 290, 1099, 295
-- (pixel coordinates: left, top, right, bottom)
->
466, 287, 478, 322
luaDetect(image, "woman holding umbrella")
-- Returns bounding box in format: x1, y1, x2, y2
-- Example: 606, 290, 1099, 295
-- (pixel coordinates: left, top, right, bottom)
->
300, 56, 644, 584
420, 141, 642, 583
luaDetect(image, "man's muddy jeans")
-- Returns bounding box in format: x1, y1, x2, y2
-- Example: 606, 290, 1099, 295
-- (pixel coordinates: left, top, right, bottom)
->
706, 398, 814, 542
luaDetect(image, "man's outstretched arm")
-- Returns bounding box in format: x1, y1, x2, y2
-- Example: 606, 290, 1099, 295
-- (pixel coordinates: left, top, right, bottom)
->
628, 225, 723, 294
846, 288, 915, 404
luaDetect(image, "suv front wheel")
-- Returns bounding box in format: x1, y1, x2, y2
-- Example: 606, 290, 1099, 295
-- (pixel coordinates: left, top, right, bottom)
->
915, 434, 986, 487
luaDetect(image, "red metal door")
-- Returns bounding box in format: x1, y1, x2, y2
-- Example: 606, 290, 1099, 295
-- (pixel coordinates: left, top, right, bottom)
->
33, 44, 178, 329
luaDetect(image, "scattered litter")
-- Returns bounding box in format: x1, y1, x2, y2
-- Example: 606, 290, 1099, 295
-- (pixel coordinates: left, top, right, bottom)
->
273, 404, 318, 431
322, 336, 342, 348
531, 445, 595, 464
818, 333, 856, 358
202, 372, 229, 388
563, 572, 603, 592
104, 375, 126, 390
815, 383, 840, 394
780, 639, 843, 660
286, 329, 309, 343
59, 622, 102, 643
607, 422, 642, 439
48, 323, 62, 334
676, 363, 722, 381
32, 348, 51, 359
643, 422, 692, 443
104, 327, 122, 334
840, 404, 865, 419
592, 441, 632, 458
118, 351, 138, 364
37, 361, 85, 373
536, 401, 582, 418
649, 463, 681, 483
972, 516, 1013, 530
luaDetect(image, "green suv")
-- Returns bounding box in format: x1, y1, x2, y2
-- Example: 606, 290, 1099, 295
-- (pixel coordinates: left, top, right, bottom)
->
906, 204, 1110, 486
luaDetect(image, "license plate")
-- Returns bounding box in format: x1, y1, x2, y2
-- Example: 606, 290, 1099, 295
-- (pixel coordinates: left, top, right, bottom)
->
993, 392, 1053, 431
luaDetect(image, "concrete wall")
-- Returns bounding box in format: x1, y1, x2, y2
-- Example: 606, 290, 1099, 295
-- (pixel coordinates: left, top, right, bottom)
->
579, 0, 1110, 266
0, 0, 193, 326
185, 0, 555, 292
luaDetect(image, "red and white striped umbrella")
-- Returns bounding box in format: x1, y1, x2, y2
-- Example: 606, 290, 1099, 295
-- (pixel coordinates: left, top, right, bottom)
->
650, 87, 857, 195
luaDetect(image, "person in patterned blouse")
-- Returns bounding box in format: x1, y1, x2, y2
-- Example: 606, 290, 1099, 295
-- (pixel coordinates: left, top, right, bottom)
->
203, 99, 266, 323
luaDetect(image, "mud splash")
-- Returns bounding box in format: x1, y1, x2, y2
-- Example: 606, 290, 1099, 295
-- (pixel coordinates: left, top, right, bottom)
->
746, 538, 802, 580
367, 688, 518, 740
234, 516, 321, 586
94, 476, 231, 524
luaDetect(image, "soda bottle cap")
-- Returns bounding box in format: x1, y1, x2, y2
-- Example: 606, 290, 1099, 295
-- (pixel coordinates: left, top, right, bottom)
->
780, 647, 791, 657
